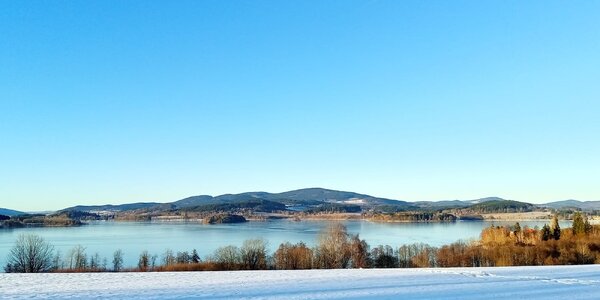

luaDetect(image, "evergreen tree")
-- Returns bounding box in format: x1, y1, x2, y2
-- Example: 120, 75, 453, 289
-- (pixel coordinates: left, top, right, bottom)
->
550, 215, 561, 240
191, 249, 200, 263
584, 215, 593, 234
513, 222, 521, 234
572, 212, 586, 235
541, 224, 551, 241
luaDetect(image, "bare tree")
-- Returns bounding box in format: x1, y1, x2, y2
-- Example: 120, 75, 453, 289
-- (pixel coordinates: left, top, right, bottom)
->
348, 234, 370, 268
151, 254, 158, 269
5, 234, 55, 273
240, 239, 268, 270
212, 245, 241, 270
67, 245, 87, 270
52, 250, 62, 271
314, 224, 351, 269
112, 249, 124, 272
176, 251, 191, 264
274, 242, 313, 270
138, 250, 150, 271
162, 249, 176, 266
89, 252, 101, 270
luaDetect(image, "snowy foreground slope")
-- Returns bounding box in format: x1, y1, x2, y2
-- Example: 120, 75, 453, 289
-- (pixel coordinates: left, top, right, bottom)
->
1, 265, 599, 299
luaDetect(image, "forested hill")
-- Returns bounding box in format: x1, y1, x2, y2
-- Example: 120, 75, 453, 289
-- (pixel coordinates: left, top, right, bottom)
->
59, 188, 551, 215
64, 202, 162, 212
543, 200, 600, 211
63, 188, 418, 213
0, 208, 26, 216
465, 200, 535, 214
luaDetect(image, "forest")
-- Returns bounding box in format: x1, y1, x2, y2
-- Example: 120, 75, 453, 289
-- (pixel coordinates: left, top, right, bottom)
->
4, 212, 599, 273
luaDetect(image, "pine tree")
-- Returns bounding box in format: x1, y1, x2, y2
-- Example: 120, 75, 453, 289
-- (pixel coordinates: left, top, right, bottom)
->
192, 249, 200, 263
572, 212, 586, 235
550, 215, 561, 240
584, 215, 593, 234
541, 224, 551, 241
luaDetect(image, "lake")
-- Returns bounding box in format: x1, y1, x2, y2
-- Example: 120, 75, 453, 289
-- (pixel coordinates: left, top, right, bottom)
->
0, 219, 569, 270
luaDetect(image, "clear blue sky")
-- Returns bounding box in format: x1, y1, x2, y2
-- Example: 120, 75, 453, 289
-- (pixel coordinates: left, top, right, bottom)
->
1, 1, 599, 211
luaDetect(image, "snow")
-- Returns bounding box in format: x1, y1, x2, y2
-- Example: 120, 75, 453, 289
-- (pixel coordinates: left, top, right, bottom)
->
1, 265, 599, 299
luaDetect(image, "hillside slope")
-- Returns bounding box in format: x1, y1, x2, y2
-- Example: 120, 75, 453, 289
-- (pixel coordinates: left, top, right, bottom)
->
544, 200, 600, 211
0, 208, 26, 216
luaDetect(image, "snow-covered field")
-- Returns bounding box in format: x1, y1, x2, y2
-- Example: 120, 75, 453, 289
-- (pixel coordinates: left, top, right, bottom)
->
1, 266, 599, 299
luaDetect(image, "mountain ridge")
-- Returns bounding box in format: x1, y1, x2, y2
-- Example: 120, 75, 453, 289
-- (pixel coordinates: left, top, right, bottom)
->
56, 188, 600, 213
60, 188, 531, 213
0, 208, 26, 216
543, 200, 600, 211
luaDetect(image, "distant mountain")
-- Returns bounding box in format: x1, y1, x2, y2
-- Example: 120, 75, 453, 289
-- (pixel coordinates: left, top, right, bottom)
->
465, 197, 507, 204
172, 195, 215, 208
183, 199, 288, 213
58, 189, 561, 215
172, 188, 414, 209
543, 200, 600, 211
0, 208, 26, 216
173, 193, 277, 208
413, 200, 471, 209
273, 188, 411, 206
63, 202, 161, 212
61, 188, 416, 213
414, 197, 508, 209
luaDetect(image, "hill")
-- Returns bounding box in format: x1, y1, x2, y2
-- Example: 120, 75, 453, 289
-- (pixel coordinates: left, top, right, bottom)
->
58, 188, 416, 215
413, 197, 507, 209
58, 189, 556, 216
273, 188, 410, 206
465, 197, 507, 204
468, 200, 536, 213
172, 188, 414, 209
63, 202, 161, 212
184, 199, 287, 213
0, 208, 26, 216
544, 200, 600, 211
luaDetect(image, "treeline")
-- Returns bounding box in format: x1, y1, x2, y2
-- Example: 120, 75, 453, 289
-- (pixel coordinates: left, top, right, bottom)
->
459, 200, 535, 214
368, 212, 457, 222
184, 199, 287, 213
5, 213, 600, 273
305, 203, 362, 214
0, 214, 83, 229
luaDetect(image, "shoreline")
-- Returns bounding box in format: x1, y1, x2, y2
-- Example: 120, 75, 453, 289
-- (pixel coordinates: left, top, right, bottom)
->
3, 213, 592, 229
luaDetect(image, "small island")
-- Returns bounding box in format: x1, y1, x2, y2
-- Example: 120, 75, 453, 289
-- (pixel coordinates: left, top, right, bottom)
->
203, 214, 247, 224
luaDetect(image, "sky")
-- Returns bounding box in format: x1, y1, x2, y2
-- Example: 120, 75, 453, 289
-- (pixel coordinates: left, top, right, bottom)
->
1, 1, 599, 211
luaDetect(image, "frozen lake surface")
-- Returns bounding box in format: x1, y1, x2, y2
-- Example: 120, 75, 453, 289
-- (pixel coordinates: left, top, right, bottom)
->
1, 265, 599, 299
0, 220, 570, 269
